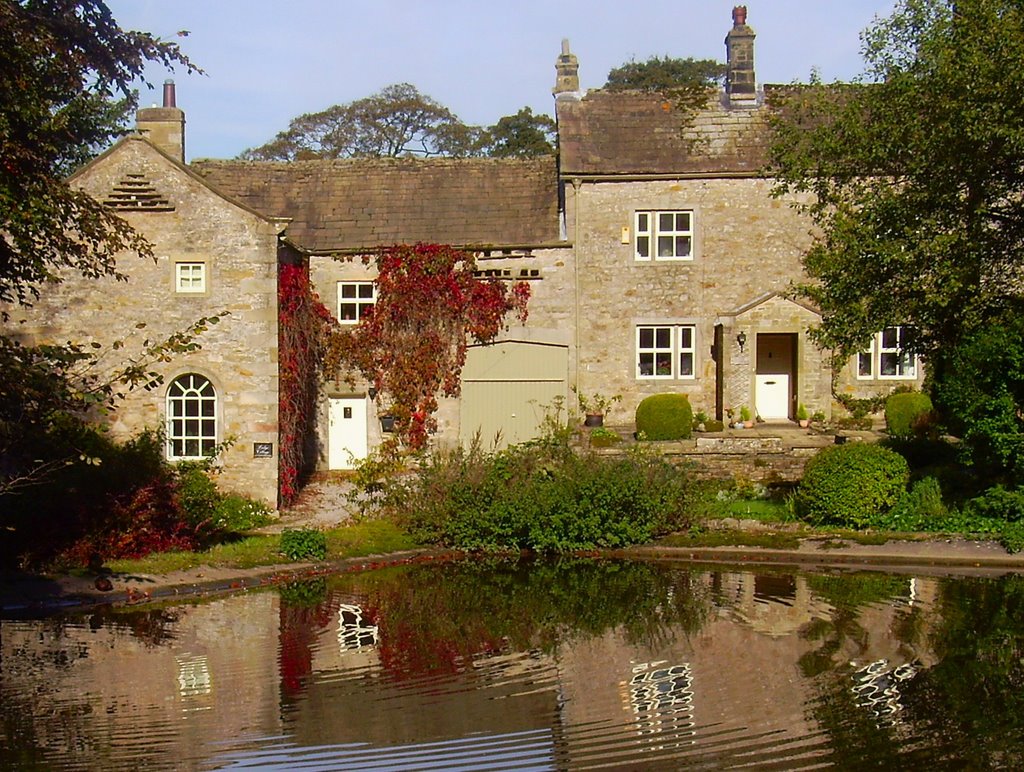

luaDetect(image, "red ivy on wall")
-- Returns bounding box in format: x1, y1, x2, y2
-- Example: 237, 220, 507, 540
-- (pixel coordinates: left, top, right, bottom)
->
324, 244, 530, 451
278, 261, 334, 505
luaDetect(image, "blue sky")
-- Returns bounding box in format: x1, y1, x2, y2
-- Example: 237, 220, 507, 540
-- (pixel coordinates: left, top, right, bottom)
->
106, 0, 897, 161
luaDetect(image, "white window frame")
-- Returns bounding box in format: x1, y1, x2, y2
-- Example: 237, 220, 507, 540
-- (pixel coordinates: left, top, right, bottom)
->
175, 261, 206, 293
337, 281, 377, 325
634, 210, 694, 261
856, 326, 917, 380
166, 373, 217, 459
636, 325, 697, 380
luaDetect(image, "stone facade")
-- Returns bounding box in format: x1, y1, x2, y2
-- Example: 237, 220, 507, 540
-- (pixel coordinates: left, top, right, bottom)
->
6, 137, 283, 504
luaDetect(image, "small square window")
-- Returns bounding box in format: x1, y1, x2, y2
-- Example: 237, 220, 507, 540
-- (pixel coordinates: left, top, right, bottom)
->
338, 281, 377, 324
175, 262, 206, 293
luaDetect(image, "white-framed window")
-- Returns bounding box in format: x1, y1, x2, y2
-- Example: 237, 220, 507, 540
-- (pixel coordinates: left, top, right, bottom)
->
337, 281, 376, 324
166, 373, 217, 459
635, 210, 694, 261
857, 326, 917, 380
175, 262, 206, 293
637, 325, 696, 379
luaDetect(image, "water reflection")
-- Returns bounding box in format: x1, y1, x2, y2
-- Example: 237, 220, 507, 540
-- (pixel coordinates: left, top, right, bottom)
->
2, 559, 1024, 769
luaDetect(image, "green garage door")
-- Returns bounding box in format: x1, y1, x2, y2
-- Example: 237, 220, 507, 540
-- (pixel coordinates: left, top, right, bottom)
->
460, 341, 568, 449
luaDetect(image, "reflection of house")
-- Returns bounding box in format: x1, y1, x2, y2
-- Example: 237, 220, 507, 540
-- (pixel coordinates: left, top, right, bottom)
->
2, 7, 926, 505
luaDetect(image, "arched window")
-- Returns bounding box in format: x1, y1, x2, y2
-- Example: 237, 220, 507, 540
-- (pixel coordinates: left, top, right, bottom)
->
166, 374, 217, 459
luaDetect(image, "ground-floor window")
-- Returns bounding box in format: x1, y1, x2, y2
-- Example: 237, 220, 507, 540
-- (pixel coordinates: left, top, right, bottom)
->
167, 373, 217, 459
636, 325, 696, 379
857, 326, 917, 379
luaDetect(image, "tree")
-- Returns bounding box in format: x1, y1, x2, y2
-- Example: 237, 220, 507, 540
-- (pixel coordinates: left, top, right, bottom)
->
323, 244, 529, 450
0, 1, 198, 496
480, 107, 556, 158
768, 0, 1024, 363
0, 0, 197, 311
240, 83, 483, 160
605, 55, 727, 93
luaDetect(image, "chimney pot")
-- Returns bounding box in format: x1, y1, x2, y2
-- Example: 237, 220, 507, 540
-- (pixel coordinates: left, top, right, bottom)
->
162, 79, 176, 108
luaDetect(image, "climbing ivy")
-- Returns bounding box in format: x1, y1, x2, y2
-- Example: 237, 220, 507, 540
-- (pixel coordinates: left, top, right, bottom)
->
324, 244, 530, 451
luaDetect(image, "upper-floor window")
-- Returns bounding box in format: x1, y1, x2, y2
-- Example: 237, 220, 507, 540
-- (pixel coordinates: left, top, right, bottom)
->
338, 281, 376, 324
635, 210, 693, 261
175, 261, 206, 293
637, 325, 696, 379
166, 373, 217, 459
857, 326, 917, 380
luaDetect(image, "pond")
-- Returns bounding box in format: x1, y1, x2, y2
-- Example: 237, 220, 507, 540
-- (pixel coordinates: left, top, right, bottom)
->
3, 558, 1024, 770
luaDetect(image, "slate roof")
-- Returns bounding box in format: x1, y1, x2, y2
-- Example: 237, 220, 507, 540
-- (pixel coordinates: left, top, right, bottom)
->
557, 88, 777, 177
190, 156, 561, 253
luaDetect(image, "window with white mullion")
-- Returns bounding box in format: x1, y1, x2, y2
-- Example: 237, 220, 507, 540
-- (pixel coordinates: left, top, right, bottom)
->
856, 326, 917, 379
337, 281, 377, 324
637, 325, 696, 379
879, 326, 916, 378
634, 210, 693, 261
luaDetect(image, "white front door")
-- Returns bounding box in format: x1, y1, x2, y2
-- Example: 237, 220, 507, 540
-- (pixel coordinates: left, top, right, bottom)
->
755, 334, 795, 420
328, 397, 368, 469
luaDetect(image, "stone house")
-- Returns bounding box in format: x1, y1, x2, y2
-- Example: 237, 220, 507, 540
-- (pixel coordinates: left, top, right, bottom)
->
553, 6, 924, 427
5, 7, 924, 507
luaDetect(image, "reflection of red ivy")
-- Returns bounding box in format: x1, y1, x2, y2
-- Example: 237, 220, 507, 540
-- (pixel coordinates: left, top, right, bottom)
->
278, 261, 334, 505
323, 244, 530, 450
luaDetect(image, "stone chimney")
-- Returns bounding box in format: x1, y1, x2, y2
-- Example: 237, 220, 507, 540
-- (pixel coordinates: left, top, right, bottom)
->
136, 79, 186, 163
725, 6, 757, 107
553, 39, 581, 101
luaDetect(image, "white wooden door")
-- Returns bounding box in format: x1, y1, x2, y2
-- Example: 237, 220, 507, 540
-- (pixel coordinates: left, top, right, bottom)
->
328, 397, 368, 470
755, 334, 794, 420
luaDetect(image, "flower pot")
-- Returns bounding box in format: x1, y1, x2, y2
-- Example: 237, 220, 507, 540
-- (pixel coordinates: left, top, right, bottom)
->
745, 420, 755, 429
584, 413, 604, 427
799, 419, 810, 428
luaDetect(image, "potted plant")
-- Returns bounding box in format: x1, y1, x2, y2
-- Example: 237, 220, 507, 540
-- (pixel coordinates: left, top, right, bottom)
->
740, 405, 753, 428
589, 426, 621, 448
573, 387, 621, 427
797, 403, 810, 428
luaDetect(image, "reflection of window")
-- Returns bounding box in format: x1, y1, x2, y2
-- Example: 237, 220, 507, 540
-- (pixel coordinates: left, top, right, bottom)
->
176, 654, 212, 697
337, 282, 376, 324
175, 262, 206, 293
635, 210, 694, 261
857, 326, 917, 380
637, 325, 696, 379
629, 662, 695, 746
338, 604, 378, 650
167, 374, 217, 459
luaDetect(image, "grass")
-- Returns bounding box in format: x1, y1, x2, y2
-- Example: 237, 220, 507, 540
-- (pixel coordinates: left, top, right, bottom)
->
712, 498, 795, 523
104, 520, 419, 576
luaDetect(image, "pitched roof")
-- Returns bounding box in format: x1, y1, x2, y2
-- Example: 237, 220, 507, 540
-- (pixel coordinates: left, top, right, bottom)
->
556, 89, 775, 176
190, 156, 561, 252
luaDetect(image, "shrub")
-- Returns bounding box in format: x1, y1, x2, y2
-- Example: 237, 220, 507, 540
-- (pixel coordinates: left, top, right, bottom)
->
635, 394, 693, 441
280, 528, 328, 560
885, 391, 933, 438
964, 485, 1024, 523
384, 441, 697, 553
881, 476, 948, 531
795, 442, 909, 528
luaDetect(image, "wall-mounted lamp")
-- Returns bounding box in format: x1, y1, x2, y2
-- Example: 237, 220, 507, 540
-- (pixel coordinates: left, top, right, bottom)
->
368, 386, 378, 400
736, 331, 747, 353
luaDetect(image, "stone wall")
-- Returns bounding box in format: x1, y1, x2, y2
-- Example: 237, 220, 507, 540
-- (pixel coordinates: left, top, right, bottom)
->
4, 138, 282, 505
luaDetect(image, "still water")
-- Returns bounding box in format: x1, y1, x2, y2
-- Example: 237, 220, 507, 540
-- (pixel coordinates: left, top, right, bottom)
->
3, 558, 1024, 770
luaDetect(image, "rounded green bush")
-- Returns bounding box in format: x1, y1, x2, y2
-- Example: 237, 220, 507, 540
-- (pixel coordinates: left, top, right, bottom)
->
795, 442, 909, 528
635, 394, 693, 440
885, 391, 933, 437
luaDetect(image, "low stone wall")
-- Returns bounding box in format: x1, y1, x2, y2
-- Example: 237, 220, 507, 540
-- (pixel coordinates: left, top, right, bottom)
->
592, 430, 840, 485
